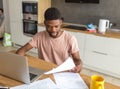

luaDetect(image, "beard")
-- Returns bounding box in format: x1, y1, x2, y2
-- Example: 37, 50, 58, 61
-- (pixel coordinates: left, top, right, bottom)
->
47, 30, 61, 38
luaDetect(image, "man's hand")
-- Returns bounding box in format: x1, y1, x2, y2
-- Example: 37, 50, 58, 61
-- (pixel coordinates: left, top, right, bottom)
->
70, 62, 82, 73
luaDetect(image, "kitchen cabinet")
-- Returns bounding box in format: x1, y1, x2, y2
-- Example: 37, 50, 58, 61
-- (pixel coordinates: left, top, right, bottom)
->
8, 0, 37, 53
10, 22, 23, 45
10, 21, 31, 46
8, 0, 23, 45
84, 34, 120, 78
9, 0, 50, 43
10, 21, 37, 53
38, 0, 51, 23
76, 32, 86, 61
9, 0, 22, 22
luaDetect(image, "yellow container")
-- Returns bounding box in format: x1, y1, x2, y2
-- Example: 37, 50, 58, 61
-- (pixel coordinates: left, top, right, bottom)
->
90, 75, 104, 89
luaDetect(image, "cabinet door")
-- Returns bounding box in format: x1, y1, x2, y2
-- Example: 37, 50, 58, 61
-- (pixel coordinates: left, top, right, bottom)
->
10, 21, 31, 46
38, 0, 51, 23
10, 22, 30, 45
76, 32, 86, 61
9, 0, 22, 22
84, 49, 120, 78
85, 34, 120, 58
84, 34, 120, 78
11, 22, 37, 53
10, 22, 24, 45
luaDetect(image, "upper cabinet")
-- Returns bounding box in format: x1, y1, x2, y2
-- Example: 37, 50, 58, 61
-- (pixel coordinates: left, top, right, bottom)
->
38, 0, 51, 23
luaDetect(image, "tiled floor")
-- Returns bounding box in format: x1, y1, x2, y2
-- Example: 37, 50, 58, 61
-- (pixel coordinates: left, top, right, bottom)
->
0, 40, 120, 87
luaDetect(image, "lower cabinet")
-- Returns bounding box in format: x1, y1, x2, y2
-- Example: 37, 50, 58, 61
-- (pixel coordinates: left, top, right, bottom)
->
76, 32, 86, 61
84, 34, 120, 78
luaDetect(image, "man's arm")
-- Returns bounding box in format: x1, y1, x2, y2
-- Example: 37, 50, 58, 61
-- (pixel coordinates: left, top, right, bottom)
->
71, 51, 82, 73
16, 43, 33, 56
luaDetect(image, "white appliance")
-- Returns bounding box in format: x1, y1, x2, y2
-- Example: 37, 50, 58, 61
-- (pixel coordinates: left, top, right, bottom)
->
98, 19, 110, 34
22, 1, 38, 36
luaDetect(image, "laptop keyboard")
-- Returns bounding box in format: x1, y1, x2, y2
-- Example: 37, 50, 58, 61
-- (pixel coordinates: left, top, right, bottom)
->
29, 73, 37, 80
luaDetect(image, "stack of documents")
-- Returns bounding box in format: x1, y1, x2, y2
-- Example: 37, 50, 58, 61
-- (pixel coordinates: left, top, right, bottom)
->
10, 57, 88, 89
10, 78, 59, 89
0, 86, 8, 89
53, 72, 89, 89
10, 73, 88, 89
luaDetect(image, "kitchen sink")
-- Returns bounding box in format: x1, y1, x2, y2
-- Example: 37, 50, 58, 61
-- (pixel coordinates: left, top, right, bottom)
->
63, 25, 87, 31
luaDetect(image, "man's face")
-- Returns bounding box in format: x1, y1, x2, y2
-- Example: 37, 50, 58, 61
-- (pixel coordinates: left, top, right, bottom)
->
44, 19, 62, 38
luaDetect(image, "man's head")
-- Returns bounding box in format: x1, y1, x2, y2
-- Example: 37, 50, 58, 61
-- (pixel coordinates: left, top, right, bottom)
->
44, 7, 63, 38
44, 7, 62, 20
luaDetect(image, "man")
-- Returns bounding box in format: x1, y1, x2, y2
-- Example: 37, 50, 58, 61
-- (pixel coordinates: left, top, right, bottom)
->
16, 7, 82, 73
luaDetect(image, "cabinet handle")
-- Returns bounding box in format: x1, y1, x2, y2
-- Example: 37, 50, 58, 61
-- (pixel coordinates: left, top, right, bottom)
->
92, 51, 108, 55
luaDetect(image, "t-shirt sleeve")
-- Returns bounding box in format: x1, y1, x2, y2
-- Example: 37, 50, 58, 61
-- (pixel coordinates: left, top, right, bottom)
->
29, 34, 38, 48
69, 36, 79, 54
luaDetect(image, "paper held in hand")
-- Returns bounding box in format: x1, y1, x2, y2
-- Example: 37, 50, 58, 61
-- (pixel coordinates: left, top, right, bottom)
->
44, 57, 75, 74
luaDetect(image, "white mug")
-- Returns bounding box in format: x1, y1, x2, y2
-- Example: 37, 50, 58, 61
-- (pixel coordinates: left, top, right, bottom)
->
98, 19, 110, 34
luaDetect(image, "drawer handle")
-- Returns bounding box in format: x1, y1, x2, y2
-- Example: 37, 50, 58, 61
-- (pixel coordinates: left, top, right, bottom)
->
92, 51, 108, 55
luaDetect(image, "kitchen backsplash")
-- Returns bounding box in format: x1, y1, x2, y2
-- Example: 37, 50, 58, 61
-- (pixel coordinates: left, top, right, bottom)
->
52, 0, 120, 29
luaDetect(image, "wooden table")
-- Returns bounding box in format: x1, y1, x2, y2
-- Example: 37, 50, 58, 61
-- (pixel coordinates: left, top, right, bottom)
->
0, 53, 120, 89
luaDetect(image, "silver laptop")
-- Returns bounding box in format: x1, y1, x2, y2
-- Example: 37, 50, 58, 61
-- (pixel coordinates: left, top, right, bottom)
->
0, 51, 46, 84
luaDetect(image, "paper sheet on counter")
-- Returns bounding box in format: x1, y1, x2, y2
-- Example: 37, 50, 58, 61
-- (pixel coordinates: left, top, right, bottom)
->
10, 78, 59, 89
44, 57, 75, 74
53, 72, 89, 89
0, 86, 8, 89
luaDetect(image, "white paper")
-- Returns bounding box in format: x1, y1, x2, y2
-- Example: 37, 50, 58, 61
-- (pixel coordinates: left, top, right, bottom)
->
10, 78, 59, 89
0, 86, 8, 89
53, 72, 89, 89
44, 57, 75, 74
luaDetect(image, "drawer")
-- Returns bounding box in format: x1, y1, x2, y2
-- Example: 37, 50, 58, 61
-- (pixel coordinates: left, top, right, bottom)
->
84, 49, 120, 78
85, 34, 120, 57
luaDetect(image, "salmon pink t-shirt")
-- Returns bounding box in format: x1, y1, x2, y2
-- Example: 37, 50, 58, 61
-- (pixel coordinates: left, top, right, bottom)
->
29, 30, 79, 65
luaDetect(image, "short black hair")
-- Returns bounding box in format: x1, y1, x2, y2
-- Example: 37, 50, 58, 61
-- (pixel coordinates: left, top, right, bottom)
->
44, 7, 63, 20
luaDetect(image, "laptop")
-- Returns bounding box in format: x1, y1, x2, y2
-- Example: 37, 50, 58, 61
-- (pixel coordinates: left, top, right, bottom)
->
0, 51, 46, 84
